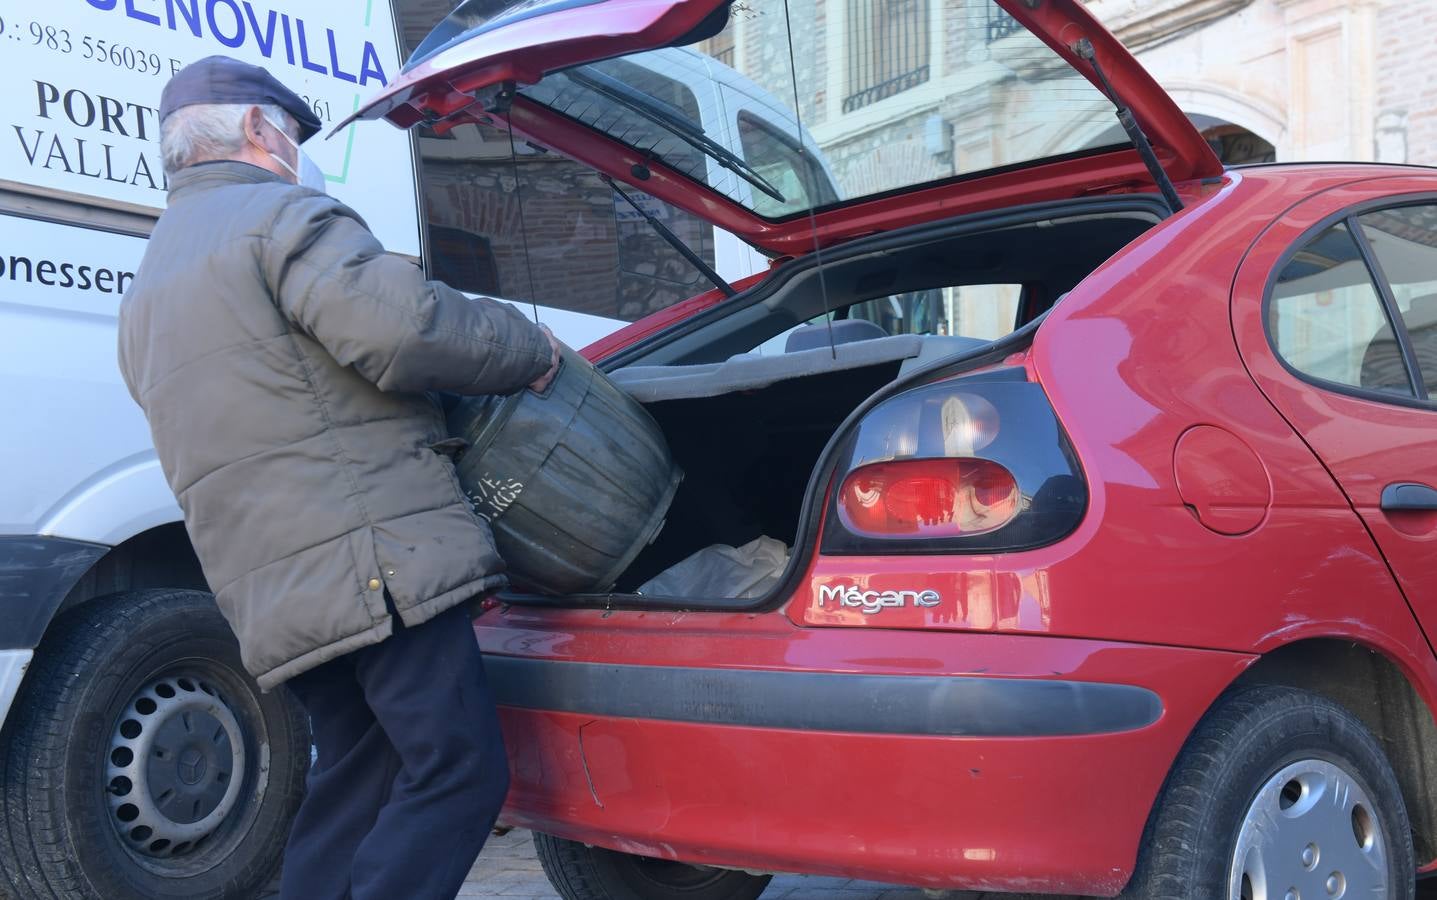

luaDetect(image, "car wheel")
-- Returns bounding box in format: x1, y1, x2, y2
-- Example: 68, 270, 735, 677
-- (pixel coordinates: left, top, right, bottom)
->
0, 589, 308, 899
534, 831, 773, 900
1122, 684, 1414, 900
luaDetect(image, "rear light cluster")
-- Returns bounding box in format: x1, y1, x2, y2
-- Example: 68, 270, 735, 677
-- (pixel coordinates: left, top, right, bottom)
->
823, 370, 1086, 554
838, 458, 1020, 538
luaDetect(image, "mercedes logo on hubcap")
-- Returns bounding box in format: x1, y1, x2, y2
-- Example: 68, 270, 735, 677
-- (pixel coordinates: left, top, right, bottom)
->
177, 748, 207, 786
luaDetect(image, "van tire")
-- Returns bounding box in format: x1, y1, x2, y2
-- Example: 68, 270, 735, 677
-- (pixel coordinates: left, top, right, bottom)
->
534, 831, 772, 900
1120, 685, 1413, 900
0, 589, 308, 900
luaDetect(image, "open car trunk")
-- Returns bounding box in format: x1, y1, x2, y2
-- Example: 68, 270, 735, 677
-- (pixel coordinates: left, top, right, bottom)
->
502, 198, 1166, 606
614, 339, 926, 593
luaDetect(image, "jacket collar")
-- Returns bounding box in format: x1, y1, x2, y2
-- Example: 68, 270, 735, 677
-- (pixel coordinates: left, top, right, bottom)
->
168, 160, 287, 201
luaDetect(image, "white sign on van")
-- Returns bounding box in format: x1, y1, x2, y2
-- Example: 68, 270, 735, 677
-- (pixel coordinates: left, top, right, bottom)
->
0, 212, 143, 318
0, 0, 420, 256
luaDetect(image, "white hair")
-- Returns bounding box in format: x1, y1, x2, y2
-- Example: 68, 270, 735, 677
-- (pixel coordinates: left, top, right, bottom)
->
160, 102, 295, 175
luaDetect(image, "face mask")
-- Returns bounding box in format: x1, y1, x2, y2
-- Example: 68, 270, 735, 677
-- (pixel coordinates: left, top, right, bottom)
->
262, 113, 327, 193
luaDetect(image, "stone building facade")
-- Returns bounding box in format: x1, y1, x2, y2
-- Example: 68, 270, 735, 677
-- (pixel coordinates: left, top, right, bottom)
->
725, 0, 1437, 181
704, 0, 1437, 335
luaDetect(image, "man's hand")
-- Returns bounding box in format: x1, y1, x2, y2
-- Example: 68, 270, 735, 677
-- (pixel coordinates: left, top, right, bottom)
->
528, 325, 562, 393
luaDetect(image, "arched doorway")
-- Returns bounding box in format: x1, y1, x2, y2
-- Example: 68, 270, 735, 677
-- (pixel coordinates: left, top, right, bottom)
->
1078, 113, 1278, 165
1198, 121, 1275, 165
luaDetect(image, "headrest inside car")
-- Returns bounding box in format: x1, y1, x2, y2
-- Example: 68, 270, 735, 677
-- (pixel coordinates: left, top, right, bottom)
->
785, 318, 889, 353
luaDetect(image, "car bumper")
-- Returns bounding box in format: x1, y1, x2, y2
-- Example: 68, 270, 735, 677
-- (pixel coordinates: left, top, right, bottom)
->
476, 610, 1251, 896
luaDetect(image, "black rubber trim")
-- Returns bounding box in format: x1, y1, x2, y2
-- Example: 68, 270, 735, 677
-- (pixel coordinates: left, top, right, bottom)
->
484, 656, 1164, 737
0, 536, 108, 650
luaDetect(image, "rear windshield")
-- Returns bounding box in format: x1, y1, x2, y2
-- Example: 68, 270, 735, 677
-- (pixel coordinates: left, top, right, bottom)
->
522, 0, 1122, 222
396, 0, 1130, 330
404, 0, 1124, 223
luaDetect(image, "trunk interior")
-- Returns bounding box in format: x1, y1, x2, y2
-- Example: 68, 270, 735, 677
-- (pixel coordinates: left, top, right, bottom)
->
512, 200, 1166, 604
615, 363, 900, 591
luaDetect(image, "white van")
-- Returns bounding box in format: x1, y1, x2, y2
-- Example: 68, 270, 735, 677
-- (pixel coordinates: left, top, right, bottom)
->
0, 1, 832, 895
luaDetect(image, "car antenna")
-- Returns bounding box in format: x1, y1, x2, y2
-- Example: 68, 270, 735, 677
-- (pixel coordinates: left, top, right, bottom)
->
781, 0, 837, 359
497, 82, 543, 324
1073, 38, 1183, 214
601, 175, 735, 298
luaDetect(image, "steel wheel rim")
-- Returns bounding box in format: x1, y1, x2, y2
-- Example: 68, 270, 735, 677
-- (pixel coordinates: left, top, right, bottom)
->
1229, 758, 1388, 900
104, 672, 247, 861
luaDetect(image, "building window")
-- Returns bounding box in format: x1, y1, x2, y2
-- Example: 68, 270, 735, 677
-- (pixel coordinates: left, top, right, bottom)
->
842, 0, 931, 113
985, 4, 1022, 43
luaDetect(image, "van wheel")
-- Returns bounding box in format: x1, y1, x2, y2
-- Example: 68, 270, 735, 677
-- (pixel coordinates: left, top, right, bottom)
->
535, 831, 772, 900
0, 589, 308, 899
1121, 685, 1414, 900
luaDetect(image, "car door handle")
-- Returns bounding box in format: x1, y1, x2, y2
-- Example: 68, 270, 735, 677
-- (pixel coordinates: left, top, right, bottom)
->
1380, 482, 1437, 511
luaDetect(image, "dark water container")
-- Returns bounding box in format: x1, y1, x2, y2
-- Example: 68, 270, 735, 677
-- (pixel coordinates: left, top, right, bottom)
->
446, 347, 682, 595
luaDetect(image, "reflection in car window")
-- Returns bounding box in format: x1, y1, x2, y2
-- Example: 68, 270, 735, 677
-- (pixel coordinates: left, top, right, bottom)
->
1269, 222, 1413, 397
1359, 205, 1437, 397
417, 117, 717, 324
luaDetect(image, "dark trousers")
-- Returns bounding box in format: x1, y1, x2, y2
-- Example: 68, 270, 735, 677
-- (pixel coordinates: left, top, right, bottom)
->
278, 602, 509, 900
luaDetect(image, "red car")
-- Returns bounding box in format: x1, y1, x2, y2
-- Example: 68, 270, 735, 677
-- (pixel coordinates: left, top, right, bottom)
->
351, 1, 1437, 897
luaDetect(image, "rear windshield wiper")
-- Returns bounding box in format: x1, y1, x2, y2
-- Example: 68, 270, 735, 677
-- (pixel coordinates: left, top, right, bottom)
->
566, 64, 787, 205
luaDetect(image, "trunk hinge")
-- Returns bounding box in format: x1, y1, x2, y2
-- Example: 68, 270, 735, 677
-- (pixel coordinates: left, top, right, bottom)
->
1073, 38, 1184, 214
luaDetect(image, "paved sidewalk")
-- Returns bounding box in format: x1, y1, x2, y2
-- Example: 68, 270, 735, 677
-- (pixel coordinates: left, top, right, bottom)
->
463, 829, 1025, 899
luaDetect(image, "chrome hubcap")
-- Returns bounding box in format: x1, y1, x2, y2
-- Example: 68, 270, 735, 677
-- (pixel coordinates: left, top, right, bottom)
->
1229, 759, 1388, 900
105, 674, 246, 859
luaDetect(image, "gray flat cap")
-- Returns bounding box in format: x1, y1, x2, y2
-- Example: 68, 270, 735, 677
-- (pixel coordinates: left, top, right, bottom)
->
160, 55, 323, 143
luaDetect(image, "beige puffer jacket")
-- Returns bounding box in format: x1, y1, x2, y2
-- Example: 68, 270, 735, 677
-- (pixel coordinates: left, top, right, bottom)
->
119, 161, 551, 689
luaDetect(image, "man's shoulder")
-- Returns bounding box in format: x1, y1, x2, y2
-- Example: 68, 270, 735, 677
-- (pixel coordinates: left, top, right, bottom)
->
262, 186, 373, 237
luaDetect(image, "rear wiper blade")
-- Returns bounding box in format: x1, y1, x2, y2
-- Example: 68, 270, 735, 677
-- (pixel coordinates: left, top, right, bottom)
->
567, 65, 787, 204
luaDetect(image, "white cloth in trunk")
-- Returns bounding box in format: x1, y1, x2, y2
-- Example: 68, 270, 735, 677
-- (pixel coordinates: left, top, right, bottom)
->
638, 536, 790, 600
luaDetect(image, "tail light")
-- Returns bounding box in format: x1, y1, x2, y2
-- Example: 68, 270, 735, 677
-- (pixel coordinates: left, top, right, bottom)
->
838, 458, 1020, 537
822, 369, 1086, 554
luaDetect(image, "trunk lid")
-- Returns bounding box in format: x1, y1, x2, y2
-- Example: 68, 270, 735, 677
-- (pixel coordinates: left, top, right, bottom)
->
341, 0, 1220, 256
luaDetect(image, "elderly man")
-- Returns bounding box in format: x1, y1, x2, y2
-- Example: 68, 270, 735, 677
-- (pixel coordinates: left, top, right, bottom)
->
118, 56, 559, 899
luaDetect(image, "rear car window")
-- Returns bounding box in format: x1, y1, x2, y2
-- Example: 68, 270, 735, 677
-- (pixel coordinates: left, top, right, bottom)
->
1269, 222, 1412, 397
1357, 205, 1437, 397
513, 0, 1123, 223
843, 284, 1021, 340
755, 284, 1021, 354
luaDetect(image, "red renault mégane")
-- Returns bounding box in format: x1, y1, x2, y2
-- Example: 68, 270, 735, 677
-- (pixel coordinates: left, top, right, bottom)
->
349, 1, 1437, 897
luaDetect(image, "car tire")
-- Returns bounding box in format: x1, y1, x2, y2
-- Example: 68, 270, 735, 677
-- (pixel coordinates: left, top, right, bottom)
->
1120, 684, 1414, 900
534, 831, 773, 900
0, 589, 308, 900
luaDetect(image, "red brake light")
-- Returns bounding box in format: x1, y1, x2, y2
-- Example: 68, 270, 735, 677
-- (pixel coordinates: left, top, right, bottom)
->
837, 458, 1020, 538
